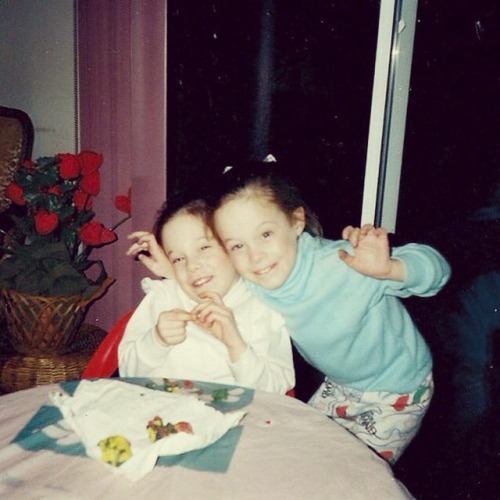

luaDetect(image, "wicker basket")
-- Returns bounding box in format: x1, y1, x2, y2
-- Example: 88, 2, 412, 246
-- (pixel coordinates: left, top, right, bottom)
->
0, 323, 107, 394
0, 277, 113, 355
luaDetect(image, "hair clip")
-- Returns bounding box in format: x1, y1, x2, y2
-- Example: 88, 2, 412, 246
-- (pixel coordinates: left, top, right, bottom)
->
263, 154, 277, 162
223, 166, 233, 174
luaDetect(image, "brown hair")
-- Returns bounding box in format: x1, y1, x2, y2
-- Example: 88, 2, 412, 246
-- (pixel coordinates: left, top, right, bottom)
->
211, 161, 322, 237
153, 196, 212, 246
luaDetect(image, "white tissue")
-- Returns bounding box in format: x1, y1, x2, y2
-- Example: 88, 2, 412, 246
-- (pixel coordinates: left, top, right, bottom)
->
50, 379, 246, 481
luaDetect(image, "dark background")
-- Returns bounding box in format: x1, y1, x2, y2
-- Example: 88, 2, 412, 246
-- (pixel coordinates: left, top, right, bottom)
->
167, 0, 499, 240
167, 2, 500, 498
166, 0, 379, 238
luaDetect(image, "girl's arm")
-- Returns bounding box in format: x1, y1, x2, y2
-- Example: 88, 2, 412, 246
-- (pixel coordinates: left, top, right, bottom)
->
339, 224, 451, 296
118, 283, 175, 377
391, 242, 451, 297
191, 291, 250, 363
228, 322, 295, 395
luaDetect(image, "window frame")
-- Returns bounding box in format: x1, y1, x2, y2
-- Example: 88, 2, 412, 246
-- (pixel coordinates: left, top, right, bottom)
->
361, 0, 418, 233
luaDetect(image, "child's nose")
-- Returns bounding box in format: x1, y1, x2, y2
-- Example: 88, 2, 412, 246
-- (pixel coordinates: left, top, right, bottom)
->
186, 257, 202, 271
248, 245, 265, 263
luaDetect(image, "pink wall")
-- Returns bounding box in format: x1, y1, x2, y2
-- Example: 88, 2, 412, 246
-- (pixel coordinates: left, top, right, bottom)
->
78, 0, 167, 332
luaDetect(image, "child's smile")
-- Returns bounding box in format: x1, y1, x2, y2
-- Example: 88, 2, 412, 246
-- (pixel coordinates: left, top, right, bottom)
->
254, 263, 277, 276
191, 275, 214, 288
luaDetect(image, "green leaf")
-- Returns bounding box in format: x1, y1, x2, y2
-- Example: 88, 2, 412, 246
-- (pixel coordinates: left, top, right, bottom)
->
75, 259, 108, 284
39, 169, 59, 186
61, 227, 77, 257
58, 203, 75, 221
46, 194, 64, 212
0, 240, 94, 296
23, 191, 42, 205
79, 209, 95, 224
9, 214, 34, 236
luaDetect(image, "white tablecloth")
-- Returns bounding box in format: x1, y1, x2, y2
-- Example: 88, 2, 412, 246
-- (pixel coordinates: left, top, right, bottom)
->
0, 379, 413, 499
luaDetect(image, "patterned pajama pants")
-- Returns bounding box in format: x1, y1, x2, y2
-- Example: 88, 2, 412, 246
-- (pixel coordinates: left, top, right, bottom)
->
308, 372, 434, 464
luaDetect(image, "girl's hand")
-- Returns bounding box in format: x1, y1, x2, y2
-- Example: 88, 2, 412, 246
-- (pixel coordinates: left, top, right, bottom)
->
339, 225, 404, 281
155, 309, 193, 346
191, 291, 247, 362
126, 231, 174, 278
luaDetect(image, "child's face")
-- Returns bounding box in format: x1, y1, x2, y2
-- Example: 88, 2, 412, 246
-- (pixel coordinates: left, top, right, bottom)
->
214, 196, 305, 289
160, 212, 238, 302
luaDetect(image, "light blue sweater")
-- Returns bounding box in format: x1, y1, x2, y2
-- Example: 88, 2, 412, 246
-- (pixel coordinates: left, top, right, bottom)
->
246, 232, 451, 393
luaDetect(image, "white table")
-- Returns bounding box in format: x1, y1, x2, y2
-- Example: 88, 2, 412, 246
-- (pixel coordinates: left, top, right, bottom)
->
0, 379, 412, 499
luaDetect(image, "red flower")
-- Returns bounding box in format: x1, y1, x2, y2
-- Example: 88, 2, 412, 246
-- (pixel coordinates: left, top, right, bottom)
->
73, 190, 93, 211
21, 159, 36, 169
80, 171, 101, 196
34, 210, 59, 235
79, 221, 117, 246
79, 151, 103, 175
48, 185, 63, 196
1, 150, 128, 297
114, 187, 131, 216
58, 153, 81, 179
5, 182, 26, 205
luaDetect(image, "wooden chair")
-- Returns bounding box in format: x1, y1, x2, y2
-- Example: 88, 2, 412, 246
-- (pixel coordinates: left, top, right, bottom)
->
0, 105, 34, 213
0, 106, 35, 338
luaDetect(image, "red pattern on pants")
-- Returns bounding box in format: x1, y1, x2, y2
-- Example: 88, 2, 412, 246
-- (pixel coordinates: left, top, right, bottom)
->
308, 372, 434, 463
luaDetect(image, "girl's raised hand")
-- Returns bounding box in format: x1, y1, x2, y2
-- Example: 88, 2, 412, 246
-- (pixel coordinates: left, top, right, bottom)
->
126, 231, 174, 279
155, 309, 193, 346
339, 224, 404, 280
191, 291, 247, 362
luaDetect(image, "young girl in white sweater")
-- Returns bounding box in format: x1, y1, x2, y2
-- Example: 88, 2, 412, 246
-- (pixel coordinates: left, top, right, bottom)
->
119, 194, 294, 394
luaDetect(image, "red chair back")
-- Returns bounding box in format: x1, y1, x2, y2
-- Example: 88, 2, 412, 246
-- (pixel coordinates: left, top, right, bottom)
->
81, 310, 134, 379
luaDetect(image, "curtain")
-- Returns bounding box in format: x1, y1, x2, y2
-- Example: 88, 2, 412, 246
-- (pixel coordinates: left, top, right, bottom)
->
78, 0, 167, 332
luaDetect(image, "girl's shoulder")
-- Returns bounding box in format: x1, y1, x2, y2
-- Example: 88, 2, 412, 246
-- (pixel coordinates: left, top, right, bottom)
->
141, 277, 179, 294
231, 280, 286, 324
309, 234, 350, 259
140, 277, 192, 309
302, 232, 346, 251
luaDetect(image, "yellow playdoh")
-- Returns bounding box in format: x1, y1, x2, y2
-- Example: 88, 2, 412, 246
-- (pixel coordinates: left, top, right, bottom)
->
98, 435, 132, 467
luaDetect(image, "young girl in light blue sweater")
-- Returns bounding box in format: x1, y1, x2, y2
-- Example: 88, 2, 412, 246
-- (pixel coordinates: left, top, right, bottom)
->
212, 161, 451, 463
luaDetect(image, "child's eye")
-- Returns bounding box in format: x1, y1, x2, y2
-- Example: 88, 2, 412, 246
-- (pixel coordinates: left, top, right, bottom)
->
262, 231, 272, 238
170, 256, 184, 265
229, 243, 243, 252
200, 245, 211, 251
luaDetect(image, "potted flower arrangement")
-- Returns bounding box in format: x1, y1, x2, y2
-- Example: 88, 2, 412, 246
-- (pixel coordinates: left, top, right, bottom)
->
0, 151, 131, 354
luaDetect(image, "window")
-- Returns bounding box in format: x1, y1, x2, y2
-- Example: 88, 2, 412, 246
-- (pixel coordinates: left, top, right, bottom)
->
167, 1, 417, 237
